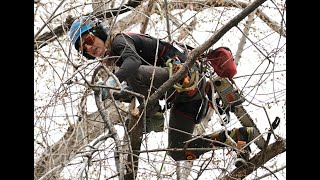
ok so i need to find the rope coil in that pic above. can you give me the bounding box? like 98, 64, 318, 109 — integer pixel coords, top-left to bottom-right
166, 58, 199, 92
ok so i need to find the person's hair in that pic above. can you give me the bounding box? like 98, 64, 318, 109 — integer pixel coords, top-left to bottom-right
75, 22, 109, 59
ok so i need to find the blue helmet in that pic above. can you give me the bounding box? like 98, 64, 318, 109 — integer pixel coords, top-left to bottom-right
68, 16, 99, 48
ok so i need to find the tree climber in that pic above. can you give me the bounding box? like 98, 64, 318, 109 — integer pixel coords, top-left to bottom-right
68, 16, 255, 167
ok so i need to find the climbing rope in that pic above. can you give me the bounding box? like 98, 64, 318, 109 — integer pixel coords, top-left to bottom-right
166, 57, 199, 92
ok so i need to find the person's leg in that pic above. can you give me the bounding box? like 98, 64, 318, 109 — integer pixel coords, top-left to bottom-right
167, 99, 255, 161
126, 65, 176, 132
127, 65, 174, 96
183, 126, 255, 162
126, 65, 174, 114
167, 99, 204, 161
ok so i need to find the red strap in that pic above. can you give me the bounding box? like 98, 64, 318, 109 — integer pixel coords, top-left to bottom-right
160, 45, 166, 57
124, 32, 149, 37
124, 32, 166, 57
186, 88, 197, 97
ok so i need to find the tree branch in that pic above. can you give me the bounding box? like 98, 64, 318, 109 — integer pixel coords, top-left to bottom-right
141, 0, 268, 113
34, 0, 144, 50
224, 138, 286, 179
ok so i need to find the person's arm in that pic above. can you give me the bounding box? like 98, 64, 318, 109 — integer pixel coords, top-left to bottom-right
112, 35, 142, 83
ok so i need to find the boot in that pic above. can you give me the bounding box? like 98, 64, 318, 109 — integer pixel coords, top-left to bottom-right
145, 111, 164, 133
227, 127, 254, 167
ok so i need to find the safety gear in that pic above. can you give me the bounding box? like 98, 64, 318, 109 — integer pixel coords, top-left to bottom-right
97, 77, 118, 100
205, 77, 266, 150
145, 111, 165, 133
226, 127, 254, 167
80, 32, 96, 51
97, 82, 108, 100
166, 58, 199, 96
97, 84, 134, 102
68, 16, 99, 48
105, 76, 117, 87
206, 47, 237, 79
185, 150, 197, 160
113, 85, 134, 103
227, 127, 254, 145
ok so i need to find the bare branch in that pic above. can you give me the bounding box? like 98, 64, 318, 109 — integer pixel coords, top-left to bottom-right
141, 0, 269, 113
224, 138, 286, 179
34, 0, 144, 50
34, 102, 129, 179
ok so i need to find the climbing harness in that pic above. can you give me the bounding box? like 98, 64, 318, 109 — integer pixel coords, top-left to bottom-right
165, 56, 200, 96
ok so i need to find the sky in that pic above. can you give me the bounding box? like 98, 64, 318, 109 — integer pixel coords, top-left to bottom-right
34, 0, 286, 179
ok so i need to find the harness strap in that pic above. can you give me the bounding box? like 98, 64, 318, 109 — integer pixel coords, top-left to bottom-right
160, 45, 166, 57
166, 58, 200, 94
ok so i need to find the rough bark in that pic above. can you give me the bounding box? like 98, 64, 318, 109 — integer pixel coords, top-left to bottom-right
124, 102, 144, 180
223, 138, 286, 179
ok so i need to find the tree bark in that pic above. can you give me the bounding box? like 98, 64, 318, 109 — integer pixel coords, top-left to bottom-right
223, 138, 286, 179
34, 101, 129, 179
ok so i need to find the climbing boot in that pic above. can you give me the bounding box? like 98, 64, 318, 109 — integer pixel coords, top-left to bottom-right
227, 127, 254, 167
145, 111, 165, 133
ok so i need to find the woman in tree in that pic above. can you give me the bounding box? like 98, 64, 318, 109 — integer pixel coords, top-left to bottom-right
68, 16, 255, 166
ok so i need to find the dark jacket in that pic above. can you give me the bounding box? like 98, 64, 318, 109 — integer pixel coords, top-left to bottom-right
110, 33, 209, 124
110, 33, 186, 83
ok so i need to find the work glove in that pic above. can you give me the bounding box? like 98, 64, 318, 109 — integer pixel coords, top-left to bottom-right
113, 85, 135, 103
97, 77, 118, 100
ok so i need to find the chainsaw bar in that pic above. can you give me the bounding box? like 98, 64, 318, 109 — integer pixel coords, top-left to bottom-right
212, 77, 266, 150
233, 105, 266, 150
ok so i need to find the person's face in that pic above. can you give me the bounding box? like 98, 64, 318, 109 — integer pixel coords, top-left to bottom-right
79, 32, 106, 58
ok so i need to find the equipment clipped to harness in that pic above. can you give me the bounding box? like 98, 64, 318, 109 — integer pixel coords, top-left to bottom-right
205, 77, 245, 125
206, 47, 237, 79
166, 57, 199, 96
212, 78, 244, 108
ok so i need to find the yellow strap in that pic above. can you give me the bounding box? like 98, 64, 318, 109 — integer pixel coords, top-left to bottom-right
166, 58, 200, 92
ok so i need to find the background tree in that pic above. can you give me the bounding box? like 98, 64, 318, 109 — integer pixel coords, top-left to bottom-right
34, 0, 286, 179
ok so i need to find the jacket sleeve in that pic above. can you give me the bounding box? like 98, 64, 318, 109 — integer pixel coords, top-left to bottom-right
112, 35, 142, 83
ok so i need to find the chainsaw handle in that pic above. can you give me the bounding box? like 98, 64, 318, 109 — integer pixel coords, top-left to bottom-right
266, 117, 281, 142
271, 117, 280, 130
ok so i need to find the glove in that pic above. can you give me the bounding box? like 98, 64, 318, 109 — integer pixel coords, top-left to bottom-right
96, 82, 108, 100
174, 56, 182, 64
113, 85, 134, 103
97, 77, 118, 100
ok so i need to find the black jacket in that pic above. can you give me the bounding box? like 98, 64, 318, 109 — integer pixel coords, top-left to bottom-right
110, 33, 186, 83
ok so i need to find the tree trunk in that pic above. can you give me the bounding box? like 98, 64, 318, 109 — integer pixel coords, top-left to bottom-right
34, 101, 129, 180
223, 138, 286, 180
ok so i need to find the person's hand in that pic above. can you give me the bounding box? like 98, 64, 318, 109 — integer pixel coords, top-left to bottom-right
174, 56, 182, 64
97, 77, 117, 100
96, 82, 108, 100
113, 85, 134, 103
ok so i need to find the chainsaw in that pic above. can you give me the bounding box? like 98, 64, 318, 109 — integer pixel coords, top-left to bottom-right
212, 77, 266, 150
